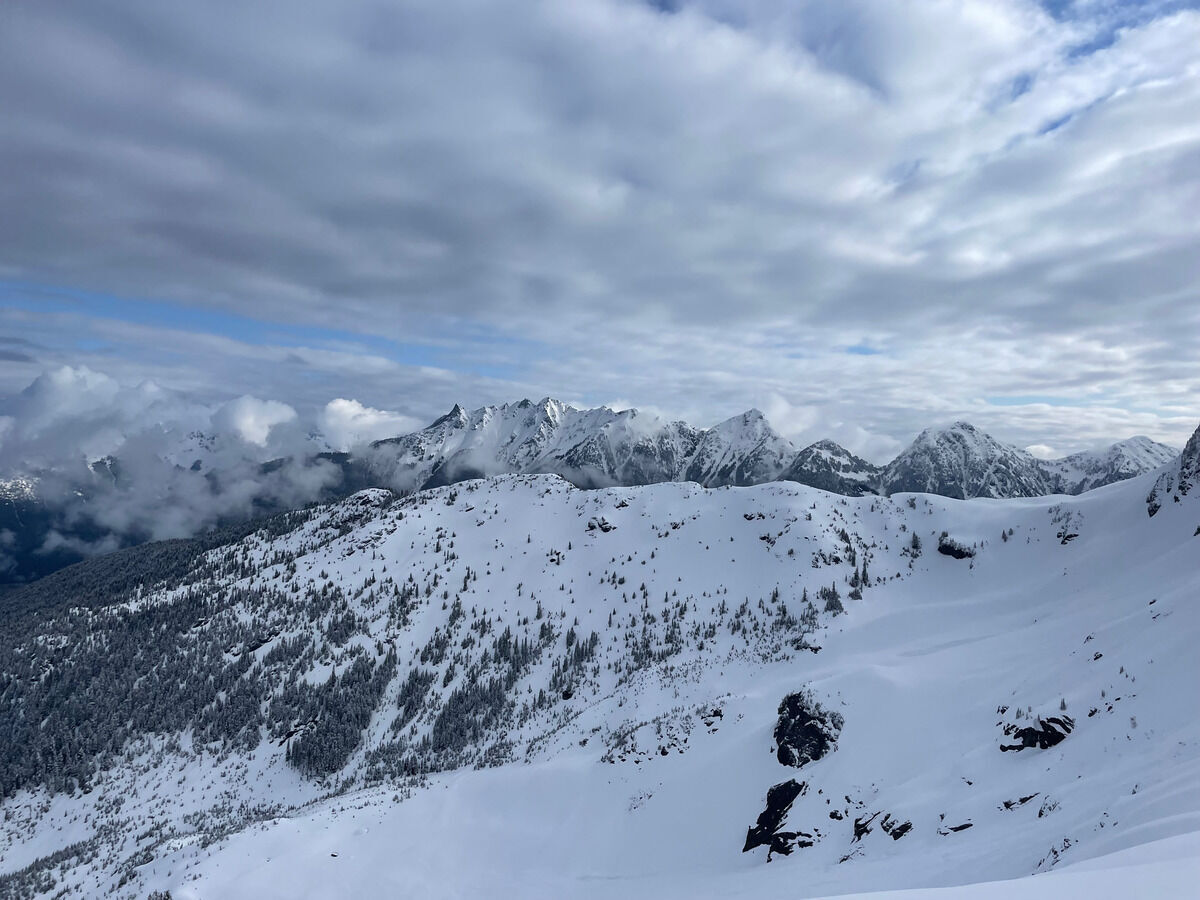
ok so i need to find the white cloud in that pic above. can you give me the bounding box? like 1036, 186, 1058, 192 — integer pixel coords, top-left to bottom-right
212, 395, 297, 447
319, 399, 420, 450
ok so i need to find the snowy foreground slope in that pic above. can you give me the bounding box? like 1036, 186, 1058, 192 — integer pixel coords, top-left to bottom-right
1, 429, 1198, 898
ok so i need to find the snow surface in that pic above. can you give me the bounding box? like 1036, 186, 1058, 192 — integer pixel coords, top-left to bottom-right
3, 436, 1199, 897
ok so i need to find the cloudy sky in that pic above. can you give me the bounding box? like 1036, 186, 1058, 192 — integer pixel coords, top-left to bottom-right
1, 0, 1198, 463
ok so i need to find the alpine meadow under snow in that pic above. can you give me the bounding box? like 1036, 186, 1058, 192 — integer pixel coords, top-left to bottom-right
1, 419, 1197, 898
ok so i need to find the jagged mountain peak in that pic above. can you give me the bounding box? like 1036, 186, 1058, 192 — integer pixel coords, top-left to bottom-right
365, 405, 1179, 502
718, 407, 767, 425
883, 422, 1182, 500
430, 403, 470, 430
361, 401, 798, 493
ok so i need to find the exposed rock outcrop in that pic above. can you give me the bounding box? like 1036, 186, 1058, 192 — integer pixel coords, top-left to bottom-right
743, 779, 814, 859
774, 691, 844, 769
1147, 422, 1200, 517
936, 533, 975, 559
1000, 715, 1075, 752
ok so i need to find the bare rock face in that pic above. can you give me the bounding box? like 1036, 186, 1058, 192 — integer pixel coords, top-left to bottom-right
774, 690, 844, 768
1147, 422, 1200, 517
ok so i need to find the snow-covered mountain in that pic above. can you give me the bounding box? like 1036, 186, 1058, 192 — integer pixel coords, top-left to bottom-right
880, 422, 1177, 500
1, 420, 1198, 898
368, 404, 1177, 501
780, 439, 881, 496
1046, 435, 1180, 495
362, 399, 794, 491
880, 421, 1056, 499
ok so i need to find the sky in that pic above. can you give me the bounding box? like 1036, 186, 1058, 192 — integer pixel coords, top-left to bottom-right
1, 0, 1199, 465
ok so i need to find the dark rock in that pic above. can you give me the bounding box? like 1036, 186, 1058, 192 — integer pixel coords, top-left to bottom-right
936, 534, 975, 559
1000, 715, 1075, 752
743, 779, 807, 858
881, 815, 913, 840
1001, 793, 1039, 810
938, 822, 973, 835
1147, 421, 1200, 516
791, 637, 821, 653
773, 690, 844, 768
852, 811, 879, 843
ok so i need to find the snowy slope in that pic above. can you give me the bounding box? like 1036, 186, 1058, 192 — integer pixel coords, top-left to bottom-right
1, 423, 1197, 898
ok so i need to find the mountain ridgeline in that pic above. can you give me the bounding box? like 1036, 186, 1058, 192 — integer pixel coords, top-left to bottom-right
0, 399, 1178, 584
358, 400, 1175, 500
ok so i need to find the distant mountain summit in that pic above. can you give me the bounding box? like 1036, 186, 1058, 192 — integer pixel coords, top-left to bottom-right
880, 421, 1054, 499
880, 421, 1178, 500
1045, 436, 1179, 495
780, 440, 880, 496
681, 409, 795, 487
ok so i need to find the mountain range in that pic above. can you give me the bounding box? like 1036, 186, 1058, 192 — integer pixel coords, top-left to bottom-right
359, 399, 1176, 500
0, 398, 1179, 584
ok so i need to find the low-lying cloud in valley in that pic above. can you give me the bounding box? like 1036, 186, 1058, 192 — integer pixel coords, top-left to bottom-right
0, 367, 400, 580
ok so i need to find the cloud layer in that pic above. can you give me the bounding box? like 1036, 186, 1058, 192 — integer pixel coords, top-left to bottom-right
0, 368, 396, 578
0, 0, 1197, 459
